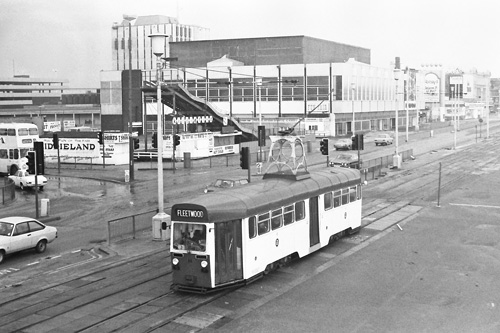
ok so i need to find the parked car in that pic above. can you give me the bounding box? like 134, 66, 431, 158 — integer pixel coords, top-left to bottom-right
0, 216, 58, 264
329, 153, 359, 169
204, 177, 249, 193
8, 170, 48, 190
374, 133, 394, 146
333, 138, 352, 150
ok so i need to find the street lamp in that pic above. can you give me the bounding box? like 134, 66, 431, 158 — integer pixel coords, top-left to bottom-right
149, 32, 169, 240
393, 70, 401, 168
123, 14, 137, 182
351, 82, 356, 136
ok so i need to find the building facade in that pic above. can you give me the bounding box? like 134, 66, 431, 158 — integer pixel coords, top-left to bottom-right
111, 15, 210, 72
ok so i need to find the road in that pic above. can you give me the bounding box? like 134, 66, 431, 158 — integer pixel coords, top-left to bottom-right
0, 117, 499, 332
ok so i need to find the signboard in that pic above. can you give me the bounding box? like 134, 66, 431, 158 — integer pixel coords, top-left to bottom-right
44, 121, 61, 132
424, 73, 440, 103
64, 120, 76, 128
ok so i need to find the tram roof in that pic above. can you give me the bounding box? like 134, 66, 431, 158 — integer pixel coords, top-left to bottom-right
171, 168, 361, 223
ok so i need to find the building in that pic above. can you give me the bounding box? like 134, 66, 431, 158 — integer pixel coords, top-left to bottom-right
111, 15, 210, 72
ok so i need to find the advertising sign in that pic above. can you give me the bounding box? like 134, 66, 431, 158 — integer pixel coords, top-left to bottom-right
424, 73, 440, 103
44, 121, 61, 132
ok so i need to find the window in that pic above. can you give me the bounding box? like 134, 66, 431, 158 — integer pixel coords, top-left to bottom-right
357, 185, 362, 200
333, 190, 341, 207
18, 128, 29, 136
283, 205, 294, 225
29, 128, 38, 135
257, 212, 270, 235
324, 192, 333, 210
172, 223, 207, 252
13, 222, 29, 236
349, 186, 357, 202
7, 129, 15, 136
295, 201, 305, 221
271, 208, 283, 230
0, 149, 7, 159
249, 216, 257, 239
342, 189, 349, 205
0, 128, 6, 135
28, 221, 44, 232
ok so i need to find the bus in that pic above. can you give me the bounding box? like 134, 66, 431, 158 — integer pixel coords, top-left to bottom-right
0, 123, 39, 175
169, 167, 362, 293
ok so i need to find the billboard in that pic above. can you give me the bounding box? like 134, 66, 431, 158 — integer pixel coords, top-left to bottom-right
424, 73, 440, 103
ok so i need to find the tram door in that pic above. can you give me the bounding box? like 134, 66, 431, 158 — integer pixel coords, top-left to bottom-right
215, 220, 243, 285
309, 196, 320, 246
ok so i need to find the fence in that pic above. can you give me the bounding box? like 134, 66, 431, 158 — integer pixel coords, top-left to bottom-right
360, 148, 414, 182
0, 178, 16, 206
107, 209, 158, 245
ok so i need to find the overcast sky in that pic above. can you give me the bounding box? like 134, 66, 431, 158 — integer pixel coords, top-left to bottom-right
1, 0, 498, 88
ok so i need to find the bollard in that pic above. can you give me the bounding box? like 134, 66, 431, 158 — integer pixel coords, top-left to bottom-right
184, 152, 191, 168
124, 170, 130, 182
41, 198, 50, 217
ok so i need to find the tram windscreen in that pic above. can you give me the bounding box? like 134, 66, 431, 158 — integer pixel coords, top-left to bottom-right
172, 223, 207, 252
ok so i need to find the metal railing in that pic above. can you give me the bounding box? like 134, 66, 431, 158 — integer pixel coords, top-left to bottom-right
107, 209, 158, 245
0, 178, 16, 206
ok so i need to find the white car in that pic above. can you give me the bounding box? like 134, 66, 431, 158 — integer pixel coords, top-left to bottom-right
374, 133, 394, 146
8, 170, 47, 190
0, 217, 58, 264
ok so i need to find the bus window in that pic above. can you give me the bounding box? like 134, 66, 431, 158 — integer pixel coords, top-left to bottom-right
295, 201, 305, 221
29, 128, 38, 135
333, 190, 341, 207
324, 192, 333, 210
349, 186, 357, 202
9, 149, 19, 160
271, 208, 283, 230
283, 205, 294, 225
7, 129, 15, 136
257, 212, 270, 235
0, 128, 6, 135
248, 216, 257, 239
18, 128, 29, 136
0, 149, 7, 159
172, 223, 206, 252
342, 188, 349, 205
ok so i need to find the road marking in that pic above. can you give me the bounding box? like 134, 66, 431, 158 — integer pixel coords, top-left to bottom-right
450, 203, 500, 209
27, 261, 40, 266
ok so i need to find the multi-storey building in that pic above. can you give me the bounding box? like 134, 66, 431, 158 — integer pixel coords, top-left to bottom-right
111, 15, 210, 72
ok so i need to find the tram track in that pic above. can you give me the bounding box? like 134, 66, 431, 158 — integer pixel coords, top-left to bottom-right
1, 128, 499, 332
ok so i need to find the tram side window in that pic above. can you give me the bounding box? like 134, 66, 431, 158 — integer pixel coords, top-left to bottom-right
0, 149, 7, 159
283, 205, 294, 225
333, 190, 341, 207
258, 212, 270, 235
324, 192, 333, 210
295, 201, 305, 221
342, 188, 349, 205
271, 208, 283, 230
349, 186, 357, 202
357, 185, 362, 200
249, 216, 257, 239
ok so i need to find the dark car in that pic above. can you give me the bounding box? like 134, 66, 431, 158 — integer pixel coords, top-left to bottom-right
329, 153, 359, 169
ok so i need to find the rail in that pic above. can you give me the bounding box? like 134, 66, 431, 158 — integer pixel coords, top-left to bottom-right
0, 177, 16, 206
106, 209, 158, 245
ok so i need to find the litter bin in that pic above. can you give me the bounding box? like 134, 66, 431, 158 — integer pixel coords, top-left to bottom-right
152, 212, 170, 241
41, 198, 50, 217
124, 170, 130, 182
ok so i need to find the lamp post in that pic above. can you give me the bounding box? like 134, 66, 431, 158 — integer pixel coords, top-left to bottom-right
123, 14, 137, 182
393, 70, 401, 168
149, 33, 169, 240
351, 82, 356, 136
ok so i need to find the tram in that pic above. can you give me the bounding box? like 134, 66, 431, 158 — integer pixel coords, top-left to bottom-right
169, 167, 362, 293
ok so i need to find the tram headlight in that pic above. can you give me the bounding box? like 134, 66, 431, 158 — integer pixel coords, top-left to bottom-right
200, 260, 208, 268
172, 258, 179, 265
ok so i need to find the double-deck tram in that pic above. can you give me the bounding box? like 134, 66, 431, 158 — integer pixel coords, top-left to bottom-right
169, 167, 362, 293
